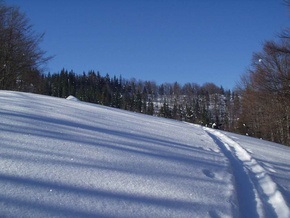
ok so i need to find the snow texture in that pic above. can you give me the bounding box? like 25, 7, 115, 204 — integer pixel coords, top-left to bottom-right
205, 128, 290, 218
0, 91, 289, 217
66, 95, 79, 101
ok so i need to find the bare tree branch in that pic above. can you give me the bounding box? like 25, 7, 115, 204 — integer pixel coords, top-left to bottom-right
0, 2, 52, 90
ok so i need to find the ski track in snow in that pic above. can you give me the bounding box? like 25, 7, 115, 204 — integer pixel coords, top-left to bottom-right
204, 127, 290, 218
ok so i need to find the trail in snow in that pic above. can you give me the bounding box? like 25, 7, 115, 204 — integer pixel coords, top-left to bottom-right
206, 131, 259, 217
204, 127, 290, 218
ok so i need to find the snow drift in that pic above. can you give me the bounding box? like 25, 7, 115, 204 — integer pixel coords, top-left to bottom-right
0, 91, 289, 217
66, 95, 79, 101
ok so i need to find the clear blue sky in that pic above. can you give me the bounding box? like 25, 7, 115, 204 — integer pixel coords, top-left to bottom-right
5, 0, 289, 89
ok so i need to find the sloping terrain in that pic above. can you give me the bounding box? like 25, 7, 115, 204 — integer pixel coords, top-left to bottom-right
0, 91, 289, 217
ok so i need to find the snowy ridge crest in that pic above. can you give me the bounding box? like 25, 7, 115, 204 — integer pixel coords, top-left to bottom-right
205, 128, 290, 218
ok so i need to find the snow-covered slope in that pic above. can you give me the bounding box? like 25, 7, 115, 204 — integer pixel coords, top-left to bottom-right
0, 91, 289, 218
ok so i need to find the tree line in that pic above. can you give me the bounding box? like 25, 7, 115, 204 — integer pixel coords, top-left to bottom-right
40, 70, 240, 131
0, 1, 289, 146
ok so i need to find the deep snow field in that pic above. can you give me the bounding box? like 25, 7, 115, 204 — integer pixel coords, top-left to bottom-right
0, 91, 290, 218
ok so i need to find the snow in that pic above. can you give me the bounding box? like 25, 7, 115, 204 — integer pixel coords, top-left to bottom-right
205, 128, 290, 217
0, 91, 289, 217
66, 95, 79, 101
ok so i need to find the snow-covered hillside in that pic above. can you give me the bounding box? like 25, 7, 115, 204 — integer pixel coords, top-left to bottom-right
0, 91, 289, 218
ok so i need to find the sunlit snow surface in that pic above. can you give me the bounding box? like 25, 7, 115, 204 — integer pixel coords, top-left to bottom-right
0, 91, 289, 217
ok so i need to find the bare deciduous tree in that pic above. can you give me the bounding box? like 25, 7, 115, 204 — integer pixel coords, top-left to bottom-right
238, 34, 290, 145
0, 2, 51, 91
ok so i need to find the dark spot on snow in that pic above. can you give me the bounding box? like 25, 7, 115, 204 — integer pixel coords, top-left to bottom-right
202, 169, 215, 179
